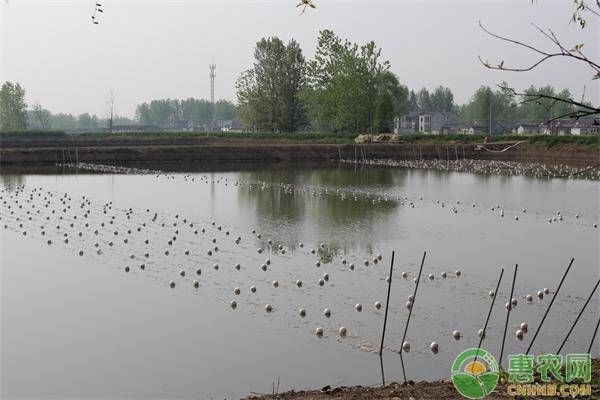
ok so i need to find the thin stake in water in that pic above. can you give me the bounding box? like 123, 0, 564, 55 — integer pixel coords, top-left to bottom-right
379, 250, 395, 355
398, 251, 427, 383
587, 316, 600, 354
499, 264, 518, 369
526, 257, 575, 355
557, 278, 599, 354
474, 268, 504, 363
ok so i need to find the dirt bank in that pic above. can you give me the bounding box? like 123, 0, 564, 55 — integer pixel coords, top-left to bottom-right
0, 137, 598, 166
247, 359, 600, 400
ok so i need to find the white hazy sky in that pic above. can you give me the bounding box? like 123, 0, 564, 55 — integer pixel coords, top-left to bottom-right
1, 0, 598, 118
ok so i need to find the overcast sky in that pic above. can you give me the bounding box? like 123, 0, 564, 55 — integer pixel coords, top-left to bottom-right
1, 0, 598, 118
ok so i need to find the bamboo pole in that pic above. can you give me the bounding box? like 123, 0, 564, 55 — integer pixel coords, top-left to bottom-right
474, 268, 504, 363
398, 251, 427, 383
499, 264, 518, 368
556, 278, 599, 354
526, 258, 575, 355
379, 251, 395, 355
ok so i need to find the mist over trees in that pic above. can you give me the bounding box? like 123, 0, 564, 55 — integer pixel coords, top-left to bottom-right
135, 98, 236, 129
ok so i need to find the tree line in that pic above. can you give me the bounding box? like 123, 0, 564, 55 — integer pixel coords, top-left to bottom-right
135, 98, 236, 130
0, 81, 237, 132
235, 30, 583, 133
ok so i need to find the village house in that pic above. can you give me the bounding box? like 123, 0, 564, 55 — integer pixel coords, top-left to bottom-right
394, 111, 460, 134
570, 117, 600, 135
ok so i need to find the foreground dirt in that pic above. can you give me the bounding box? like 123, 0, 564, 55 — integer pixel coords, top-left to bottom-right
246, 360, 599, 400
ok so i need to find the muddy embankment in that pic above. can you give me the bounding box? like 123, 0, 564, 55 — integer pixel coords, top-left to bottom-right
0, 137, 598, 166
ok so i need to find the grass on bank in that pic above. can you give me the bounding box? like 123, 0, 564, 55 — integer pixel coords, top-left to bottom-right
0, 130, 598, 148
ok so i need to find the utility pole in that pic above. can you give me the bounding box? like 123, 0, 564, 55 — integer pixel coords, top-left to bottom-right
107, 90, 115, 134
209, 64, 216, 108
488, 102, 492, 136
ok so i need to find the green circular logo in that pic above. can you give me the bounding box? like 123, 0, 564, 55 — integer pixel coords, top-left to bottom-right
451, 348, 499, 399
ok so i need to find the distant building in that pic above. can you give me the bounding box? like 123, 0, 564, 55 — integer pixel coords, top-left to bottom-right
515, 122, 545, 135
464, 121, 506, 135
394, 111, 459, 134
570, 117, 600, 135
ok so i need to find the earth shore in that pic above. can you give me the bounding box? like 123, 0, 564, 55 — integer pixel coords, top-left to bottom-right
246, 359, 600, 400
1, 136, 598, 166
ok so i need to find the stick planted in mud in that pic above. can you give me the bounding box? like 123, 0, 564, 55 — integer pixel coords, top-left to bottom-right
526, 257, 575, 355
588, 316, 600, 354
499, 264, 518, 368
556, 278, 599, 354
398, 251, 427, 383
379, 250, 395, 355
474, 267, 504, 363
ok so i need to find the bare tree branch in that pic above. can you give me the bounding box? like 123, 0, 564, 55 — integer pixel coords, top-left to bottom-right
478, 21, 600, 76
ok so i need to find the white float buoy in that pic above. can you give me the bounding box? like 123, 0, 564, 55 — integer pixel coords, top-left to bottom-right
169, 281, 176, 289
452, 330, 461, 340
478, 329, 485, 339
230, 300, 237, 309
543, 287, 549, 295
516, 329, 524, 340
455, 270, 462, 277
537, 290, 544, 299
323, 308, 331, 318
355, 303, 362, 312
315, 326, 323, 336
234, 287, 241, 295
374, 301, 382, 310
402, 341, 410, 352
299, 308, 306, 317
430, 342, 439, 354
441, 271, 447, 279
265, 304, 272, 313
250, 285, 256, 293
339, 326, 347, 337
526, 294, 533, 303
272, 280, 279, 288
520, 322, 528, 333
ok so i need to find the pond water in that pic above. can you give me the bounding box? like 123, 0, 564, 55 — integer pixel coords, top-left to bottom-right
1, 163, 598, 399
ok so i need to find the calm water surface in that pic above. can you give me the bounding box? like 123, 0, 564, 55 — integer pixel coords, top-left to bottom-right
1, 163, 598, 399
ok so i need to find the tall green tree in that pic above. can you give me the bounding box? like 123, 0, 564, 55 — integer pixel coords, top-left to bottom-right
416, 88, 432, 111
305, 30, 391, 133
0, 82, 28, 131
236, 37, 306, 132
429, 86, 455, 112
460, 84, 517, 132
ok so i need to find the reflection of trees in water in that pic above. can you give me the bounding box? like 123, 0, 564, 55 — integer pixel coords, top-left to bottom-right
237, 167, 400, 254
0, 175, 24, 191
